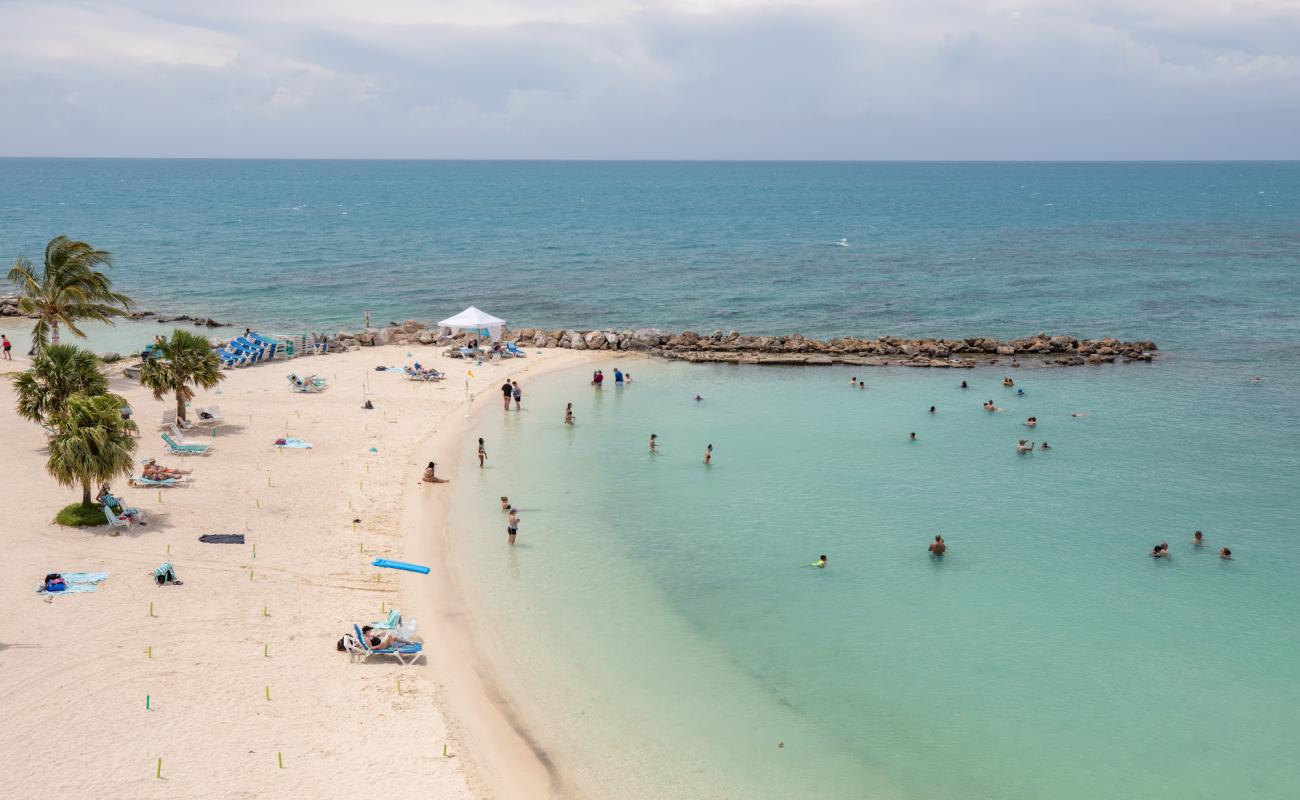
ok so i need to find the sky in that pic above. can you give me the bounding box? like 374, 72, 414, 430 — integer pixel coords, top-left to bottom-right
0, 0, 1298, 159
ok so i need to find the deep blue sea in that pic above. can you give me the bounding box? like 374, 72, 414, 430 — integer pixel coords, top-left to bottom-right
1, 160, 1297, 358
3, 160, 1298, 799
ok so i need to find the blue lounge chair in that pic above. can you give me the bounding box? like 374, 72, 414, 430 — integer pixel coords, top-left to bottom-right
162, 433, 210, 456
348, 624, 424, 665
505, 341, 527, 358
129, 474, 187, 488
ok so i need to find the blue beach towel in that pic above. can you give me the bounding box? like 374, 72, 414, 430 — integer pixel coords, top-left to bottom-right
274, 438, 313, 449
40, 572, 109, 594
370, 609, 402, 630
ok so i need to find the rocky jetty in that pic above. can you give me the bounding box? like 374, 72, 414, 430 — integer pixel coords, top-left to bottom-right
315, 322, 1156, 368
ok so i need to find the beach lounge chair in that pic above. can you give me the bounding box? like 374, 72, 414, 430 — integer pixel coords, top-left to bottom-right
347, 624, 424, 665
103, 506, 132, 531
287, 373, 326, 393
505, 341, 527, 358
192, 405, 223, 426
129, 474, 189, 488
162, 433, 210, 456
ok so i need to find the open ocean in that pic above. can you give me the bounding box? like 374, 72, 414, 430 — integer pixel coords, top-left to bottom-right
3, 160, 1298, 799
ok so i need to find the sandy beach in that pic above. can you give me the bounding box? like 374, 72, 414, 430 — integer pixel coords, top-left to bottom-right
0, 341, 600, 798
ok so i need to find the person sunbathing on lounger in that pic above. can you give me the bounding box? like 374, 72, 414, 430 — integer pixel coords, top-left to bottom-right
142, 458, 191, 479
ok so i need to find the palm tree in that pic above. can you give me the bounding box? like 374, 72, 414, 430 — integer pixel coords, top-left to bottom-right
8, 235, 134, 350
139, 328, 225, 422
46, 393, 137, 507
13, 344, 109, 429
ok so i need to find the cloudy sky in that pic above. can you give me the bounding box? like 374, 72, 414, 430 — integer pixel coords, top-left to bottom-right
1, 0, 1297, 159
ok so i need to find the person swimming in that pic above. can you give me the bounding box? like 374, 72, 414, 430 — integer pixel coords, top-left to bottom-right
500, 496, 511, 511
928, 535, 947, 557
850, 376, 858, 386
649, 433, 658, 453
704, 443, 713, 464
1193, 530, 1204, 547
960, 380, 968, 389
909, 432, 917, 441
1039, 441, 1051, 450
929, 406, 936, 414
1003, 377, 1015, 387
1152, 542, 1171, 559
1220, 547, 1232, 560
694, 394, 703, 402
1016, 388, 1025, 397
1017, 439, 1034, 454
984, 400, 1003, 412
1024, 416, 1037, 428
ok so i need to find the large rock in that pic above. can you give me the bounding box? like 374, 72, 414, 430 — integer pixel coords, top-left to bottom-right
417, 331, 436, 344
583, 331, 607, 350
532, 330, 548, 347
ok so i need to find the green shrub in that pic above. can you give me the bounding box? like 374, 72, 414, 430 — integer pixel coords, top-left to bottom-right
54, 502, 107, 527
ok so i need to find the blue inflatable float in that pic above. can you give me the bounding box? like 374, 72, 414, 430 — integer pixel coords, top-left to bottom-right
372, 558, 431, 575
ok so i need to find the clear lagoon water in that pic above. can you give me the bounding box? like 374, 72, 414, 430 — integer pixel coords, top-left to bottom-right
451, 360, 1298, 800
2, 160, 1298, 798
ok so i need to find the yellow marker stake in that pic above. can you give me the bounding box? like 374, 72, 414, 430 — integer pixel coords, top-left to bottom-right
348, 499, 353, 510
267, 475, 271, 487
149, 602, 156, 618
278, 752, 284, 769
352, 522, 357, 533
166, 543, 170, 555
262, 605, 269, 617
396, 678, 401, 693
256, 498, 261, 509
264, 643, 269, 658
250, 568, 254, 582
147, 645, 152, 659
158, 490, 163, 504
252, 543, 256, 558
156, 758, 162, 779
265, 685, 271, 701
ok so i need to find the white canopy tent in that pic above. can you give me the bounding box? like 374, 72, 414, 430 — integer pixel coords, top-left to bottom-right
437, 306, 506, 343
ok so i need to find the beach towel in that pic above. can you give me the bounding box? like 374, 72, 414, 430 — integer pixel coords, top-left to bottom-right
274, 438, 313, 449
39, 571, 109, 594
199, 534, 245, 544
370, 609, 402, 630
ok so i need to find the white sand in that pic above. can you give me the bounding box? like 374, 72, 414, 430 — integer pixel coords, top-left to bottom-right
0, 342, 598, 798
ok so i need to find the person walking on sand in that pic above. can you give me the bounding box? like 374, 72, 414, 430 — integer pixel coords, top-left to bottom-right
1, 334, 10, 360
501, 380, 513, 410
507, 509, 520, 545
704, 444, 713, 464
512, 380, 522, 410
929, 535, 947, 557
477, 437, 487, 468
564, 403, 575, 425
649, 433, 658, 453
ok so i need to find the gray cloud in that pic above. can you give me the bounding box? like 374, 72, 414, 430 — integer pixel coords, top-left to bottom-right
0, 0, 1297, 158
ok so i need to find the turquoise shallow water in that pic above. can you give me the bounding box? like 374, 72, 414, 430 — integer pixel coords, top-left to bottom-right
452, 358, 1299, 800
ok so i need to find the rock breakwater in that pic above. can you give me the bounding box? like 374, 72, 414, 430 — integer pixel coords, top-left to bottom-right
318, 322, 1157, 368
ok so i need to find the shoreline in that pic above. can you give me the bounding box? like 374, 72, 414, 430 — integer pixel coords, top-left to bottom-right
400, 349, 610, 800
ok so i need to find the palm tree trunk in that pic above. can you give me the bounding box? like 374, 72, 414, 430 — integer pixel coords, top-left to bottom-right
51, 320, 60, 346
82, 480, 92, 507
176, 391, 186, 422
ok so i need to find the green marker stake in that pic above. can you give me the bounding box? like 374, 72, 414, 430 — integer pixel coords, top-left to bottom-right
146, 694, 151, 710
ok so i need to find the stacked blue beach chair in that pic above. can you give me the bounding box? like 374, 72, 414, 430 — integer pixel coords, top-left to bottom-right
217, 331, 277, 368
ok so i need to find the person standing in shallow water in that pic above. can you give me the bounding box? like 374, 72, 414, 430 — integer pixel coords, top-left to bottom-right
507, 508, 519, 545
649, 433, 658, 453
704, 444, 712, 464
614, 368, 624, 386
477, 437, 487, 468
501, 380, 512, 410
512, 380, 522, 410
564, 403, 574, 425
928, 535, 947, 556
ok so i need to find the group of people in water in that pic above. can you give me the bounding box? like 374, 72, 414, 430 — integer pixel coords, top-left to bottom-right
1154, 532, 1232, 560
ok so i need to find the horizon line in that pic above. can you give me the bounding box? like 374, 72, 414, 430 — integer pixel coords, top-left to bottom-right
1, 156, 1298, 164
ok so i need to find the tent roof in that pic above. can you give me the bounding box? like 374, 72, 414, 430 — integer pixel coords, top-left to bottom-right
437, 306, 505, 328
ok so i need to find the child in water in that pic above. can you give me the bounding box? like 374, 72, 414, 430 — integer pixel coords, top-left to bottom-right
564, 403, 574, 425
